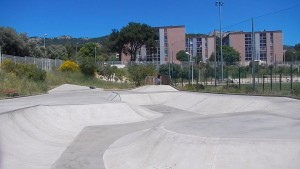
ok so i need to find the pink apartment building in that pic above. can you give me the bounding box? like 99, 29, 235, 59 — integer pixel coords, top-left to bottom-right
120, 25, 283, 66
226, 30, 283, 66
121, 25, 186, 64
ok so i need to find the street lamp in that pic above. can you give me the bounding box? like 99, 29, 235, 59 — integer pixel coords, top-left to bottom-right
75, 43, 79, 63
186, 51, 194, 84
43, 34, 47, 70
43, 34, 47, 48
216, 1, 224, 81
94, 46, 97, 64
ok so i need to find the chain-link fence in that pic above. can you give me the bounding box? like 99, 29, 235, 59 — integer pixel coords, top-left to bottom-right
166, 61, 300, 95
1, 54, 64, 71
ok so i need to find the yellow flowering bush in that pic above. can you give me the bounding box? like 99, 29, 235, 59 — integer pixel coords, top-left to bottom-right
58, 60, 80, 72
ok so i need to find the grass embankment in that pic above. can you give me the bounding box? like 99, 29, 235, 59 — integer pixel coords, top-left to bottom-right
0, 71, 134, 99
176, 82, 300, 97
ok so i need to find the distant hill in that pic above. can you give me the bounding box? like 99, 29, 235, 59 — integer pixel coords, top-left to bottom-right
29, 35, 108, 46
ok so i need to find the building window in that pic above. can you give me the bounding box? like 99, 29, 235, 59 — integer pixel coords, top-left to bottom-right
260, 33, 267, 61
270, 32, 274, 44
245, 34, 252, 61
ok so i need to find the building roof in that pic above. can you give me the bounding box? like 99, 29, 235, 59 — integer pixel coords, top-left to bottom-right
228, 30, 282, 35
153, 25, 185, 29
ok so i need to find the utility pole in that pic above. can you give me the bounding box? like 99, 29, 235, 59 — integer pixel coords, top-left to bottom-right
94, 46, 97, 64
214, 30, 217, 87
251, 17, 256, 90
216, 1, 224, 81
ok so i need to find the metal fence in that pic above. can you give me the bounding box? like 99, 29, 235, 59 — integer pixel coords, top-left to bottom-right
0, 54, 64, 71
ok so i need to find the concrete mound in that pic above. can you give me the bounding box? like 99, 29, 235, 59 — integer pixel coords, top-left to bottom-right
0, 103, 161, 169
130, 85, 178, 93
104, 113, 300, 169
120, 92, 279, 115
48, 84, 103, 94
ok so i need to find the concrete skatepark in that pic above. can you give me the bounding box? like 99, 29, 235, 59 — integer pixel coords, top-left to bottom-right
0, 84, 300, 169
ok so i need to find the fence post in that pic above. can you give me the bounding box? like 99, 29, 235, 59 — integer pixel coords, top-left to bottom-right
290, 64, 293, 93
238, 67, 241, 89
270, 66, 273, 92
280, 74, 282, 91
263, 75, 265, 93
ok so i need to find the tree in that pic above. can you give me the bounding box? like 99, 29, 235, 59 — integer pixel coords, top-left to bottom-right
105, 29, 125, 61
176, 50, 189, 62
295, 43, 300, 52
78, 43, 98, 62
46, 45, 68, 60
222, 46, 240, 65
159, 63, 182, 79
209, 46, 240, 65
119, 22, 156, 61
0, 27, 30, 56
128, 64, 156, 86
27, 41, 43, 57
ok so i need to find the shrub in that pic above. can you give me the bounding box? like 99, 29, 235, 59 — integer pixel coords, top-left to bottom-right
58, 60, 80, 72
292, 84, 300, 96
0, 60, 46, 82
223, 84, 239, 90
79, 58, 96, 77
128, 64, 156, 86
1, 59, 15, 73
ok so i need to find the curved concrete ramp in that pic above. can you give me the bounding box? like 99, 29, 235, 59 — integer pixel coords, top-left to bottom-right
0, 103, 161, 169
120, 92, 282, 115
1, 85, 300, 169
48, 84, 103, 94
104, 112, 300, 169
130, 85, 178, 92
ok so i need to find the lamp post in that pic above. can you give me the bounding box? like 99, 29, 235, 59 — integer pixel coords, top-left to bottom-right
94, 46, 97, 64
216, 1, 224, 81
43, 34, 47, 48
186, 51, 194, 84
75, 43, 78, 63
43, 34, 47, 70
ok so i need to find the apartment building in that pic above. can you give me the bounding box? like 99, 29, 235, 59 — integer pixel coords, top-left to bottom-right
226, 30, 283, 66
186, 35, 215, 62
121, 25, 186, 64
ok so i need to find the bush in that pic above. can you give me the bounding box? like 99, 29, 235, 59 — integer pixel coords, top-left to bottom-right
0, 59, 46, 82
1, 59, 15, 73
185, 84, 204, 91
128, 64, 156, 86
223, 84, 239, 90
292, 84, 300, 96
79, 58, 96, 77
58, 60, 80, 72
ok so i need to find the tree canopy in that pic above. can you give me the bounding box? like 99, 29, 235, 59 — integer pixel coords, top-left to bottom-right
209, 45, 240, 65
176, 50, 189, 62
107, 22, 157, 61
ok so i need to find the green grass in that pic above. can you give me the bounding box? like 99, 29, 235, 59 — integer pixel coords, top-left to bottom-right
177, 81, 300, 97
0, 70, 134, 99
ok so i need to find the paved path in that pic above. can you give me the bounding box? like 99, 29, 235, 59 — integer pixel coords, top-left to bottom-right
52, 105, 197, 169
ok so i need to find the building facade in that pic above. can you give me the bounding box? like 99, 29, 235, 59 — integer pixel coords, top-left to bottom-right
186, 35, 215, 62
226, 30, 283, 66
120, 26, 283, 66
121, 25, 186, 64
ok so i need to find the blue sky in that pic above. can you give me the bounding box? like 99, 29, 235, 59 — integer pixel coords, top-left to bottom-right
1, 0, 299, 45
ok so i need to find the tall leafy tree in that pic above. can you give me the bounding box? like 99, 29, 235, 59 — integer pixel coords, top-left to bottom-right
46, 45, 68, 60
0, 27, 30, 56
105, 29, 125, 61
209, 45, 240, 65
176, 50, 189, 62
119, 22, 156, 61
78, 43, 98, 61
